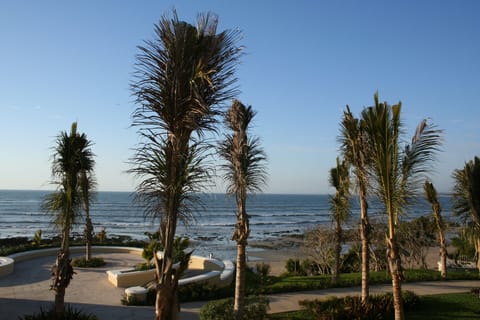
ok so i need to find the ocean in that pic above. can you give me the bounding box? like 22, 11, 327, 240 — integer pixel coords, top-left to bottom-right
0, 190, 456, 260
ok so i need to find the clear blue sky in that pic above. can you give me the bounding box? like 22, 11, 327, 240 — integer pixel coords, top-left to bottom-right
0, 1, 478, 194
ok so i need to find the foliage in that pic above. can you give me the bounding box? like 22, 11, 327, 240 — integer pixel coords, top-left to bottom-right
451, 228, 476, 259
302, 225, 335, 275
299, 291, 419, 320
199, 295, 269, 320
142, 231, 161, 263
20, 304, 98, 320
398, 216, 436, 269
72, 257, 105, 268
31, 229, 43, 247
255, 262, 271, 286
276, 293, 480, 320
96, 227, 107, 243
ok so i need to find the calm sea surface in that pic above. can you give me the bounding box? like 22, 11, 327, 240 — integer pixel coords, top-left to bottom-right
0, 190, 455, 259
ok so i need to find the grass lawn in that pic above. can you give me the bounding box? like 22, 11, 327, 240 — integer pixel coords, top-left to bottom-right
269, 292, 480, 320
406, 292, 480, 320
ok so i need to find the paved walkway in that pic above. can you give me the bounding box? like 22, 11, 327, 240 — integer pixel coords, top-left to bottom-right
1, 252, 479, 320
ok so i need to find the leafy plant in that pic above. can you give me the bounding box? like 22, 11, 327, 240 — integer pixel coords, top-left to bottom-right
20, 304, 98, 320
96, 227, 107, 243
31, 229, 43, 247
299, 291, 419, 320
72, 257, 105, 268
199, 295, 269, 320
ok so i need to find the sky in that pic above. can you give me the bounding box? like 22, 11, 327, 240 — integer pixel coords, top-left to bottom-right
0, 1, 479, 194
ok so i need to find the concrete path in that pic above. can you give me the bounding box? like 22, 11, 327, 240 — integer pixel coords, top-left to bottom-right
1, 252, 479, 320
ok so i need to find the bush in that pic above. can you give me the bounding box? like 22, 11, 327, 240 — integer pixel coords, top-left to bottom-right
199, 295, 269, 320
299, 291, 419, 320
20, 304, 98, 320
72, 257, 105, 268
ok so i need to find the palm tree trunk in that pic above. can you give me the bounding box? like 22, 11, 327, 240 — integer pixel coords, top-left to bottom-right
475, 238, 480, 273
438, 232, 447, 279
332, 218, 341, 285
387, 232, 404, 320
359, 191, 369, 302
234, 242, 246, 320
85, 215, 93, 261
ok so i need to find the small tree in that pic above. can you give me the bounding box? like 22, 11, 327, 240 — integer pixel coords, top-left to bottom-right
42, 122, 94, 319
361, 93, 442, 320
424, 180, 448, 278
338, 106, 371, 301
219, 100, 267, 320
328, 157, 351, 284
452, 156, 480, 271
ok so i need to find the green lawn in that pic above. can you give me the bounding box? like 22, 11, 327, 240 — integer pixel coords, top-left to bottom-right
406, 293, 480, 320
269, 292, 480, 320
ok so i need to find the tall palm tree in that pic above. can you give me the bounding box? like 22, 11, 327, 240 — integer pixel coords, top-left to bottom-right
361, 93, 442, 320
338, 105, 371, 301
219, 100, 267, 320
42, 122, 94, 319
129, 11, 242, 320
80, 169, 96, 262
328, 157, 350, 285
424, 180, 447, 278
452, 156, 480, 270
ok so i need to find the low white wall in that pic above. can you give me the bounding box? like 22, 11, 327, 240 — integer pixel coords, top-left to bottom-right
8, 246, 143, 263
0, 257, 14, 277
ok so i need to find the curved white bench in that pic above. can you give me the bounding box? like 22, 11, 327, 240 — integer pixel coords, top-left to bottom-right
220, 259, 235, 283
0, 257, 14, 277
8, 246, 143, 263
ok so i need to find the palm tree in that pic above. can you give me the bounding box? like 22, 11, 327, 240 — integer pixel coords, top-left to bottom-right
361, 93, 442, 320
42, 122, 94, 319
129, 11, 242, 320
424, 180, 447, 278
218, 100, 267, 320
80, 169, 96, 262
338, 105, 371, 301
452, 156, 480, 270
328, 157, 350, 285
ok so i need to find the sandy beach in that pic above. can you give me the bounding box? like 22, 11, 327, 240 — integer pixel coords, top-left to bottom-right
247, 235, 446, 276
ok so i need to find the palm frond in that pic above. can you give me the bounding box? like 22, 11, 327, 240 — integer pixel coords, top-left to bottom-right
452, 156, 480, 226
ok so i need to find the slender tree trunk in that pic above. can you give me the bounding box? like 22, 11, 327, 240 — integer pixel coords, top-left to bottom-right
359, 190, 369, 302
332, 218, 341, 285
154, 139, 183, 320
387, 231, 404, 320
85, 214, 93, 261
438, 232, 447, 279
53, 229, 73, 320
234, 242, 246, 320
475, 238, 480, 273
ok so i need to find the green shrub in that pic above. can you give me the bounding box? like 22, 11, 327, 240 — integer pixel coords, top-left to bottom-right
179, 282, 233, 302
285, 258, 304, 276
31, 229, 43, 247
20, 304, 98, 320
72, 257, 105, 268
199, 295, 269, 320
135, 262, 155, 271
299, 291, 419, 320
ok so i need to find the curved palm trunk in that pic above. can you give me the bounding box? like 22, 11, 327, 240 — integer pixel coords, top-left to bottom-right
154, 140, 193, 320
332, 217, 341, 285
53, 227, 74, 319
438, 233, 447, 278
233, 200, 248, 320
387, 212, 404, 320
234, 242, 247, 319
85, 213, 93, 261
359, 189, 370, 302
